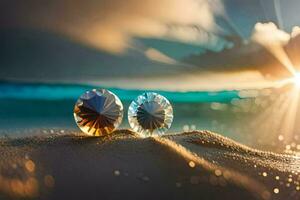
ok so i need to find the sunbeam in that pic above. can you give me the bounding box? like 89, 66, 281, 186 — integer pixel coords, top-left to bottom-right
293, 73, 300, 87
252, 22, 297, 76
279, 85, 300, 143
274, 0, 284, 29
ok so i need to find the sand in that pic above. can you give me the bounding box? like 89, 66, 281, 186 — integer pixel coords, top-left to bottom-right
0, 130, 299, 200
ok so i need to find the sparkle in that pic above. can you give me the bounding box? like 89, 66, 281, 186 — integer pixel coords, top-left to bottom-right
273, 188, 280, 194
188, 161, 195, 168
74, 89, 123, 136
25, 160, 35, 173
128, 92, 173, 137
262, 172, 268, 177
215, 169, 222, 177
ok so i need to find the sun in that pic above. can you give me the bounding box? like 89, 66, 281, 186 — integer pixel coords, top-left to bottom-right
293, 72, 300, 87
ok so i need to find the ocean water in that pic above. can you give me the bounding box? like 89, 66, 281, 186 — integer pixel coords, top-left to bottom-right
0, 81, 250, 141
0, 81, 240, 102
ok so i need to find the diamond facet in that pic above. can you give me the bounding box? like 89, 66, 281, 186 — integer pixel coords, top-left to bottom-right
74, 89, 123, 136
128, 92, 173, 137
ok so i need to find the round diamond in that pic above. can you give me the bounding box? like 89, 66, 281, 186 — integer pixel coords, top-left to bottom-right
128, 92, 173, 137
74, 89, 123, 136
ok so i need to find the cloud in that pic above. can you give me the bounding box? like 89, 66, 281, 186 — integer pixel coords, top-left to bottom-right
251, 22, 290, 46
144, 48, 177, 64
291, 26, 300, 38
183, 22, 300, 79
0, 0, 229, 54
251, 22, 297, 75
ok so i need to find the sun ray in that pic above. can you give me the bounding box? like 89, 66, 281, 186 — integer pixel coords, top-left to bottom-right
250, 87, 291, 142
274, 0, 284, 29
280, 86, 300, 143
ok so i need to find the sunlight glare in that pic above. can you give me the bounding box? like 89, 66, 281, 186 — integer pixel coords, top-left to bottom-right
293, 73, 300, 87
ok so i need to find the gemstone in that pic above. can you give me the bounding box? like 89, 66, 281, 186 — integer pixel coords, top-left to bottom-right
74, 89, 123, 136
128, 92, 173, 137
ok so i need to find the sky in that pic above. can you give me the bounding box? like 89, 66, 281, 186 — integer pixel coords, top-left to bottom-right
1, 0, 300, 91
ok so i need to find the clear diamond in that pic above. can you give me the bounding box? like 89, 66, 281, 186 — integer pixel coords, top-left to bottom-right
128, 92, 173, 137
74, 89, 123, 136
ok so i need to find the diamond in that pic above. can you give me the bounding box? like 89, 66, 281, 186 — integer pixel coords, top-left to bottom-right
74, 89, 123, 136
128, 92, 173, 137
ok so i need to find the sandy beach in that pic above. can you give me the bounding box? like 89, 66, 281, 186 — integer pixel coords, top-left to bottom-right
0, 130, 299, 200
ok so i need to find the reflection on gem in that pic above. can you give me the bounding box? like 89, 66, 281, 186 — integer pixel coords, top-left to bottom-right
74, 89, 123, 136
128, 92, 173, 137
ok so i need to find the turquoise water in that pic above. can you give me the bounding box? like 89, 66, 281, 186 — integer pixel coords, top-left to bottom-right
0, 81, 241, 103
0, 81, 244, 137
0, 81, 288, 149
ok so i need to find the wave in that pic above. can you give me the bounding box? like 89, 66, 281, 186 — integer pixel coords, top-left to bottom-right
0, 81, 242, 103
